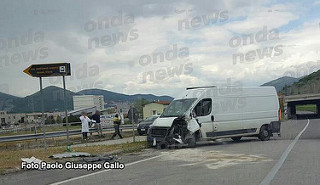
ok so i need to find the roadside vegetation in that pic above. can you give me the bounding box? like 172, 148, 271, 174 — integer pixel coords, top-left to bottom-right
296, 104, 316, 112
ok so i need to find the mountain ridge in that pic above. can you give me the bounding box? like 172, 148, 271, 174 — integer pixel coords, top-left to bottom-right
0, 86, 173, 113
261, 76, 300, 92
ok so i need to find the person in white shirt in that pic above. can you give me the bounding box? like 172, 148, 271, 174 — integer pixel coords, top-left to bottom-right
80, 111, 91, 140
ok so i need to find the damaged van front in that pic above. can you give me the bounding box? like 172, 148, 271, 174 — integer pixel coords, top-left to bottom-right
148, 86, 282, 149
147, 98, 201, 148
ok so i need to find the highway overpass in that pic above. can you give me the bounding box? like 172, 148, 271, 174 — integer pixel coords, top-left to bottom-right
284, 93, 320, 118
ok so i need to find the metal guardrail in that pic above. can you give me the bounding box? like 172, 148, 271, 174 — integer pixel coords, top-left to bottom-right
0, 125, 134, 143
0, 122, 83, 134
0, 121, 114, 134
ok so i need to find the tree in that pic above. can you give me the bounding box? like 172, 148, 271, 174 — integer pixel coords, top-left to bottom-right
45, 117, 52, 124
134, 98, 150, 118
56, 115, 62, 123
63, 115, 80, 123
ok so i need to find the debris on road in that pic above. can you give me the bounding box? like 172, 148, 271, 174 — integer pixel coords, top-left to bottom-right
21, 156, 45, 170
49, 152, 91, 159
21, 156, 43, 164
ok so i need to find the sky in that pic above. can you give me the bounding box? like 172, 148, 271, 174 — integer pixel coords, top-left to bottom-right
0, 0, 319, 98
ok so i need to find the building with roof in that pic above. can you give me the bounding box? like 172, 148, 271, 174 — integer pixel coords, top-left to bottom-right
73, 95, 105, 111
142, 101, 170, 119
0, 111, 65, 127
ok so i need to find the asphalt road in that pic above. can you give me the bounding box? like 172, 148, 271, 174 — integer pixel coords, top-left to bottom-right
1, 116, 319, 185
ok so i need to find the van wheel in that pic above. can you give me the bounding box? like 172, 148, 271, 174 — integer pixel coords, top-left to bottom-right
258, 125, 270, 141
231, 137, 242, 141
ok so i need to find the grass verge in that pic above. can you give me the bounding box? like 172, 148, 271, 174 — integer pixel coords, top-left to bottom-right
296, 104, 316, 112
0, 130, 140, 150
0, 141, 147, 175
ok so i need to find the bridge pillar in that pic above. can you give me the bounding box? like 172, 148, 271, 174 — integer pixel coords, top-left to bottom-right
287, 105, 291, 119
316, 103, 320, 115
287, 104, 296, 119
291, 105, 296, 115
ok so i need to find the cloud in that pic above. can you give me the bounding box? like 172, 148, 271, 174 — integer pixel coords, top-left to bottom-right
0, 0, 319, 99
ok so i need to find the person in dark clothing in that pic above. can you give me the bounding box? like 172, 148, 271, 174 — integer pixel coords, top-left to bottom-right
111, 114, 123, 139
92, 110, 103, 137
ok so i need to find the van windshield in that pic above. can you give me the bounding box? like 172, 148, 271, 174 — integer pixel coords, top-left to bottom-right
161, 98, 197, 117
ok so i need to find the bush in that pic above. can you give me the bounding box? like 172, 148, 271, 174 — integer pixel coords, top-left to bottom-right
63, 115, 80, 123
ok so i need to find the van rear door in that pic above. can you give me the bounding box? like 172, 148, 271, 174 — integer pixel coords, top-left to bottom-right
242, 92, 279, 131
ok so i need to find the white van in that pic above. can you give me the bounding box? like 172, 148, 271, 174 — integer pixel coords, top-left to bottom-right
147, 86, 281, 148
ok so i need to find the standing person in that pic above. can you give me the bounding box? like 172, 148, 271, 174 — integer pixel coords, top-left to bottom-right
92, 110, 103, 137
111, 114, 123, 139
80, 112, 91, 140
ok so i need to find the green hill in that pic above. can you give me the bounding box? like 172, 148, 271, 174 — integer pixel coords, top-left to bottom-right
12, 86, 78, 113
282, 70, 320, 95
0, 92, 21, 112
261, 76, 299, 92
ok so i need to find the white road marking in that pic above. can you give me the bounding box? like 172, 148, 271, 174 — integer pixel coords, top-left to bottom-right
50, 154, 163, 185
259, 119, 310, 185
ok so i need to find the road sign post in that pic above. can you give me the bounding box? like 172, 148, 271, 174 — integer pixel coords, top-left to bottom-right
24, 63, 71, 151
132, 110, 135, 142
62, 75, 70, 148
128, 107, 138, 142
39, 77, 47, 151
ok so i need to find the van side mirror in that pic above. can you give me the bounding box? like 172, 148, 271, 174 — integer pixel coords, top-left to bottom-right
191, 111, 197, 118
